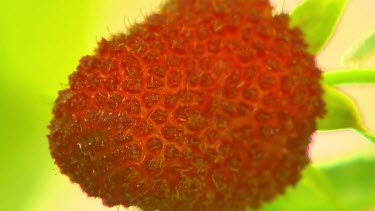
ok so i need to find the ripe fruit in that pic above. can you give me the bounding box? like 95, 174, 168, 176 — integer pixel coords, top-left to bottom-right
48, 0, 325, 210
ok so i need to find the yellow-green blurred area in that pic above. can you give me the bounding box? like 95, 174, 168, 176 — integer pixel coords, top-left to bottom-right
0, 0, 374, 211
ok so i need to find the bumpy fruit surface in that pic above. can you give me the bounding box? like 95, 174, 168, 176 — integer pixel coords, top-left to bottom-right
48, 0, 325, 210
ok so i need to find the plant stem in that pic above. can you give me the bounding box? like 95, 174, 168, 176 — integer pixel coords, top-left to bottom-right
323, 70, 375, 85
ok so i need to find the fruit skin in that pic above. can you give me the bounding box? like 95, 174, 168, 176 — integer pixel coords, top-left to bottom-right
48, 0, 325, 210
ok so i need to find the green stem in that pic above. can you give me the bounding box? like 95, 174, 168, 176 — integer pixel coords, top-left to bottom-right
353, 126, 375, 144
323, 70, 375, 85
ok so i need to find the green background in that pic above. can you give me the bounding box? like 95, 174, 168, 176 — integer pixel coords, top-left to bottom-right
0, 1, 374, 211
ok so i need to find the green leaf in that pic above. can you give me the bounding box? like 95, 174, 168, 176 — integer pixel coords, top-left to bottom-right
323, 70, 375, 85
290, 0, 349, 54
259, 166, 342, 211
343, 27, 375, 65
317, 85, 375, 144
259, 160, 375, 211
320, 159, 375, 210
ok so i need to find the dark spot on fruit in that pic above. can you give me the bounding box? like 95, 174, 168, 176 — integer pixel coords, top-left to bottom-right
242, 85, 259, 101
162, 126, 185, 145
150, 109, 168, 124
143, 92, 160, 108
123, 144, 142, 161
133, 121, 153, 136
122, 55, 141, 77
67, 93, 88, 112
69, 72, 86, 91
78, 56, 101, 72
164, 145, 179, 160
147, 138, 163, 152
123, 79, 142, 93
104, 77, 119, 92
164, 93, 179, 108
167, 70, 182, 88
207, 38, 221, 53
123, 99, 141, 114
259, 75, 275, 89
144, 156, 162, 173
150, 65, 167, 78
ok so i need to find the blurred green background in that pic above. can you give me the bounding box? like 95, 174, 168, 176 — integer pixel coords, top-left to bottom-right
0, 0, 374, 211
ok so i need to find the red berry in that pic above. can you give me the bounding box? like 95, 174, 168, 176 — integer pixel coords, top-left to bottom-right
48, 0, 325, 210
